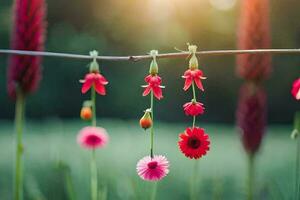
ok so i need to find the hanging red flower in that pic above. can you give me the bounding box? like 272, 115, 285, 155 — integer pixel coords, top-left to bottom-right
183, 101, 205, 116
178, 127, 210, 159
142, 74, 164, 100
182, 69, 206, 91
292, 78, 300, 101
81, 72, 108, 95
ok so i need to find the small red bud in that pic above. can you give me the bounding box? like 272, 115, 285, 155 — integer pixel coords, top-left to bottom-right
80, 106, 92, 120
139, 109, 152, 130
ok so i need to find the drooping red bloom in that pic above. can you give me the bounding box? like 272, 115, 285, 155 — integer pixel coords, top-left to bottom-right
183, 101, 205, 116
81, 72, 108, 95
236, 83, 267, 155
7, 0, 47, 99
178, 127, 210, 159
142, 75, 164, 100
237, 0, 271, 81
291, 78, 300, 100
182, 69, 206, 91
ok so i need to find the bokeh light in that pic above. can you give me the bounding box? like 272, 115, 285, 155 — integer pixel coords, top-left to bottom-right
209, 0, 237, 11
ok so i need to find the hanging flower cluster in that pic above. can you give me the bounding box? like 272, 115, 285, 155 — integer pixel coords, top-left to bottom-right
77, 50, 109, 200
178, 44, 210, 159
136, 50, 170, 182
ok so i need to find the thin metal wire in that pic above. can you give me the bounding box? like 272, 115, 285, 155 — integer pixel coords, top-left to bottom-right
0, 49, 300, 62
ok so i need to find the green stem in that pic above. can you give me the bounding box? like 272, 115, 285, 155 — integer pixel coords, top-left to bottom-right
150, 91, 154, 158
15, 91, 25, 200
190, 160, 199, 200
247, 154, 255, 200
192, 82, 196, 128
91, 86, 96, 127
150, 181, 157, 200
90, 86, 97, 200
295, 136, 300, 200
91, 150, 97, 200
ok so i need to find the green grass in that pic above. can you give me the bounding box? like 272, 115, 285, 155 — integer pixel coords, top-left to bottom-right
0, 119, 295, 200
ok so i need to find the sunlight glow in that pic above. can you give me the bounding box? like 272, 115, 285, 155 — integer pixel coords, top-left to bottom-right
209, 0, 236, 11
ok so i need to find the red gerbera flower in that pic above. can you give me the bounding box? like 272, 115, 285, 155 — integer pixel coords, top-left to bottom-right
178, 127, 210, 159
182, 69, 206, 91
142, 74, 164, 100
81, 72, 108, 95
183, 101, 205, 116
291, 78, 300, 100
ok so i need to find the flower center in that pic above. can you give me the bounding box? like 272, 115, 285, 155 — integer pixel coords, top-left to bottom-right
147, 161, 158, 169
86, 135, 101, 145
187, 137, 201, 149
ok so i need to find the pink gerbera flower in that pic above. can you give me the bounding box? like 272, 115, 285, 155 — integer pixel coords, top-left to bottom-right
136, 155, 170, 181
292, 78, 300, 100
142, 75, 164, 100
77, 126, 109, 149
183, 101, 205, 116
81, 72, 108, 95
182, 69, 206, 91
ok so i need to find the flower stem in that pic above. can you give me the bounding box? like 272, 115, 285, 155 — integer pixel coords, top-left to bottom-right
190, 160, 199, 200
91, 150, 98, 200
192, 81, 196, 128
150, 181, 158, 200
150, 91, 154, 158
247, 154, 255, 200
91, 86, 97, 126
295, 135, 300, 200
15, 90, 25, 200
90, 86, 97, 200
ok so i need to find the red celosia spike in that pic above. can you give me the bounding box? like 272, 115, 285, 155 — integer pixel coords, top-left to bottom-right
236, 82, 267, 155
7, 0, 47, 99
236, 0, 271, 81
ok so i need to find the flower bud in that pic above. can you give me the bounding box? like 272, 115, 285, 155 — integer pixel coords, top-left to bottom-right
291, 129, 299, 140
80, 106, 92, 120
149, 59, 158, 75
89, 60, 99, 73
89, 50, 100, 73
189, 54, 198, 70
139, 109, 152, 130
149, 50, 158, 75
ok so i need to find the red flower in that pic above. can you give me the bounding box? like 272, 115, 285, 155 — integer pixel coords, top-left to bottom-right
182, 69, 206, 91
178, 127, 210, 159
142, 75, 164, 100
81, 72, 108, 95
7, 0, 46, 98
292, 78, 300, 100
183, 101, 205, 116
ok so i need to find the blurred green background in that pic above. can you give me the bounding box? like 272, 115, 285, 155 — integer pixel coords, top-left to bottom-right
0, 0, 299, 123
0, 0, 300, 199
0, 120, 295, 199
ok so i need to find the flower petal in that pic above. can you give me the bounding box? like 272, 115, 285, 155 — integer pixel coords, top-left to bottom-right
183, 78, 192, 91
94, 81, 106, 95
143, 86, 151, 96
153, 87, 163, 100
194, 78, 204, 91
81, 76, 94, 94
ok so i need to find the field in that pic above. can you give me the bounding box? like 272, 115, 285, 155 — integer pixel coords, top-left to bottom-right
0, 119, 294, 200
